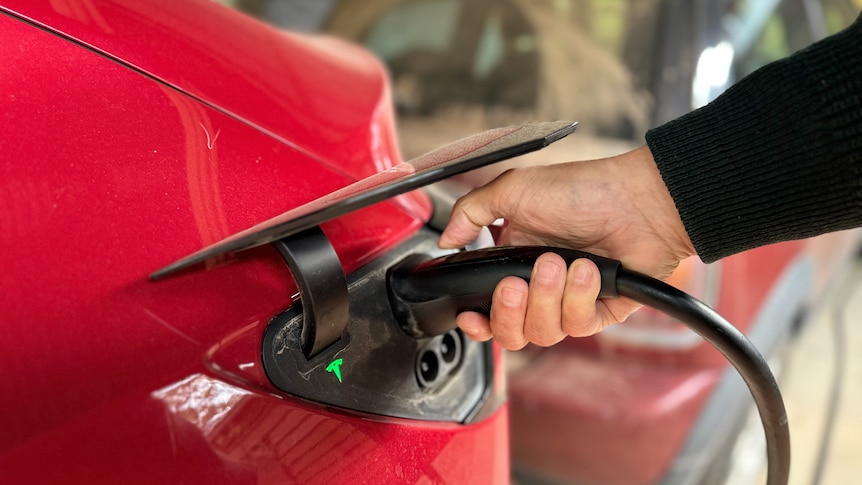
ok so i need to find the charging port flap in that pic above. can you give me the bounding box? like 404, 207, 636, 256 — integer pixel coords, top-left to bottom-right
150, 120, 577, 280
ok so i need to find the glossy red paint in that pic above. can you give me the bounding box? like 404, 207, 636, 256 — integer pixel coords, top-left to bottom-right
1, 0, 408, 181
2, 372, 509, 484
0, 2, 504, 483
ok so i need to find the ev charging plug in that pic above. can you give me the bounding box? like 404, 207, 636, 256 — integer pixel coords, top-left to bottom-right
388, 245, 791, 485
388, 246, 620, 338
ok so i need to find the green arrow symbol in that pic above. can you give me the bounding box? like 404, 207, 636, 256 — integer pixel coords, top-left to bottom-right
326, 358, 344, 383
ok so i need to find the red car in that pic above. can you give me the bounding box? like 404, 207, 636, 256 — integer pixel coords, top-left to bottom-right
279, 1, 860, 484
0, 1, 514, 483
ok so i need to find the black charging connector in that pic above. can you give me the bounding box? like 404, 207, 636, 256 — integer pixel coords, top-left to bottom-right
388, 246, 790, 485
388, 246, 621, 337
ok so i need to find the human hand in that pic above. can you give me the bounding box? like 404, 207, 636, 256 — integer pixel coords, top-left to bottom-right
438, 145, 695, 350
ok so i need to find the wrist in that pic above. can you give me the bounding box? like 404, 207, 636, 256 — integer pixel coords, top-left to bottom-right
625, 145, 696, 259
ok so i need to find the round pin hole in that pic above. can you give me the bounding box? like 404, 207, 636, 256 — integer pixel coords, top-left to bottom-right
417, 349, 440, 387
439, 331, 462, 365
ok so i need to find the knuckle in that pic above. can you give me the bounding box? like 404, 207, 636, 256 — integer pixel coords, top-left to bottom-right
489, 315, 527, 352
560, 303, 595, 337
496, 167, 521, 183
524, 325, 561, 347
560, 272, 601, 337
500, 338, 528, 351
451, 193, 475, 214
493, 327, 527, 350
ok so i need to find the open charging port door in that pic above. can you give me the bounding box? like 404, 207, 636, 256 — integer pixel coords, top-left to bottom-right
151, 121, 578, 423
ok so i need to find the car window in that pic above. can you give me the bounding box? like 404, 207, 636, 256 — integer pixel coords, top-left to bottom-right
224, 0, 685, 171
364, 0, 461, 63
329, 1, 662, 144
729, 0, 859, 78
736, 9, 795, 77
822, 0, 862, 33
216, 0, 337, 31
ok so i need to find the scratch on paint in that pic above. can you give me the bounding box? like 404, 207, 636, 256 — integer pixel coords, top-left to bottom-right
198, 121, 221, 150
164, 407, 178, 456
144, 308, 201, 346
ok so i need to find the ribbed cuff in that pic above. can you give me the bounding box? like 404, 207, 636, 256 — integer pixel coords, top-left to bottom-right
646, 15, 862, 262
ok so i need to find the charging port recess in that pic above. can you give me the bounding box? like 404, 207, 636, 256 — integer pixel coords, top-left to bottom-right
262, 229, 500, 423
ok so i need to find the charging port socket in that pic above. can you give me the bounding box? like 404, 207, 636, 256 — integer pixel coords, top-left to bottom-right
416, 329, 464, 389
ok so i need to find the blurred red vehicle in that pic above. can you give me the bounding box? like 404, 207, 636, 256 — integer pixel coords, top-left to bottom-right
0, 1, 510, 483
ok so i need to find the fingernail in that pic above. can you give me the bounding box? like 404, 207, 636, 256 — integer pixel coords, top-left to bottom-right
536, 260, 560, 283
500, 287, 526, 307
574, 262, 592, 286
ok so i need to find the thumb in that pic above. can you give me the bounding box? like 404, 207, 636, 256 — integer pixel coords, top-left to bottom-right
438, 185, 502, 249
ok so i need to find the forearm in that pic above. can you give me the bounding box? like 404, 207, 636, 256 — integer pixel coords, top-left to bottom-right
646, 13, 862, 263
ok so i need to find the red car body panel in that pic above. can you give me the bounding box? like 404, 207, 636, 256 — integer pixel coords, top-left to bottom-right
2, 0, 409, 181
0, 2, 506, 483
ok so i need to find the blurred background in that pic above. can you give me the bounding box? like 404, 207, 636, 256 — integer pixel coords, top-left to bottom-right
218, 1, 862, 484
218, 0, 859, 183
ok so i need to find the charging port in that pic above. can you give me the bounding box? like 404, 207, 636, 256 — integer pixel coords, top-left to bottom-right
416, 330, 464, 388
417, 349, 440, 387
440, 331, 462, 365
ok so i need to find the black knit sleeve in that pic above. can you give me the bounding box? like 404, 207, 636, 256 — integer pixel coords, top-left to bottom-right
646, 13, 862, 263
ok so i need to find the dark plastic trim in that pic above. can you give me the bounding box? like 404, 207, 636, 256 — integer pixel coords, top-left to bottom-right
273, 227, 348, 358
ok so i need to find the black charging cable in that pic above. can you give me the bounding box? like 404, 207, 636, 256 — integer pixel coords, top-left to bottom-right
389, 246, 791, 485
616, 270, 790, 485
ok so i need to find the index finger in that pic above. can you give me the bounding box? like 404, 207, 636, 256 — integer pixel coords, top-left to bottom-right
438, 189, 501, 249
